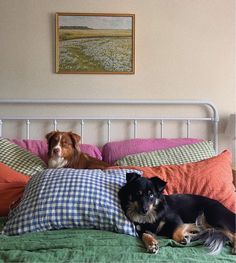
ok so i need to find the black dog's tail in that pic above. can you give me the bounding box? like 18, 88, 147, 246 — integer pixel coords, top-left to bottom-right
193, 229, 229, 255
193, 214, 229, 255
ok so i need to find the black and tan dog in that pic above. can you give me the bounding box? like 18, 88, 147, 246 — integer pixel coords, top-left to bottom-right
118, 173, 236, 255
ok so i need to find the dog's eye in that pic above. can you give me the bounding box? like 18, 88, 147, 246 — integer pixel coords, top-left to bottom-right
62, 141, 72, 146
149, 193, 154, 199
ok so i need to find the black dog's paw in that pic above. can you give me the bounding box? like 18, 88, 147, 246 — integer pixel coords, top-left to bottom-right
173, 223, 199, 245
142, 233, 159, 254
180, 235, 192, 245
147, 241, 159, 254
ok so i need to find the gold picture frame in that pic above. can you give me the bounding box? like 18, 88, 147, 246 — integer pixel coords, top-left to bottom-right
55, 13, 135, 74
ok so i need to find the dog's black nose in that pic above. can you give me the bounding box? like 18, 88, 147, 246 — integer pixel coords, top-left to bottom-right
141, 207, 149, 214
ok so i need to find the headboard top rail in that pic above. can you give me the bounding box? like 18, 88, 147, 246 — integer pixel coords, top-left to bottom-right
0, 98, 219, 118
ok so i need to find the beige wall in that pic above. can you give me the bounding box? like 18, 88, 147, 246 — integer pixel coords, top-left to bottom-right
0, 0, 235, 157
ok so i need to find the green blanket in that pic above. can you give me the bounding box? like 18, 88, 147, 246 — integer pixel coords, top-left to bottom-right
0, 218, 234, 263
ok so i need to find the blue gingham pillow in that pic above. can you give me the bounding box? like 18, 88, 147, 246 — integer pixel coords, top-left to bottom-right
2, 169, 139, 236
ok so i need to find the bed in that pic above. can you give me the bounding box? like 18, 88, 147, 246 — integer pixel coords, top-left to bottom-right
0, 99, 235, 263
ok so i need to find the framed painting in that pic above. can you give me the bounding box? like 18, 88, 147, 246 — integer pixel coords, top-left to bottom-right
55, 13, 135, 74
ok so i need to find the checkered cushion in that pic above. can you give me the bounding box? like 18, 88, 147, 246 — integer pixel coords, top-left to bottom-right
2, 169, 139, 236
116, 141, 215, 167
0, 138, 46, 176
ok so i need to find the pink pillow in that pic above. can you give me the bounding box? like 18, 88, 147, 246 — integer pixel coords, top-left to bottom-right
10, 139, 102, 163
80, 144, 102, 160
102, 138, 202, 164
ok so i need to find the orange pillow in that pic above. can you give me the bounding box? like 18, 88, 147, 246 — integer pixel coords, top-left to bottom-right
0, 162, 30, 216
111, 150, 236, 213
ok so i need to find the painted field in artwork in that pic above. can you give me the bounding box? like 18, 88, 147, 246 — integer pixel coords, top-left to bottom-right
58, 28, 133, 72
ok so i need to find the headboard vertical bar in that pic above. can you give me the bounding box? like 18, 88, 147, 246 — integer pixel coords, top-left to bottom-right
213, 120, 219, 153
160, 120, 164, 138
107, 120, 111, 142
80, 120, 84, 144
80, 120, 84, 143
186, 120, 191, 138
26, 120, 30, 140
133, 120, 138, 138
0, 120, 2, 137
53, 120, 58, 131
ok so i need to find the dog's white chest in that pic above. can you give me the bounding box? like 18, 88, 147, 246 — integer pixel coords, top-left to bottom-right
48, 157, 68, 168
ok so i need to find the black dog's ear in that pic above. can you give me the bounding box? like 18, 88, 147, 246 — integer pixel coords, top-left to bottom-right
150, 177, 167, 193
126, 172, 141, 183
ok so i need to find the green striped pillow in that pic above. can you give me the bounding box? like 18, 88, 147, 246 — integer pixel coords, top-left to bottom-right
115, 141, 216, 167
0, 138, 46, 176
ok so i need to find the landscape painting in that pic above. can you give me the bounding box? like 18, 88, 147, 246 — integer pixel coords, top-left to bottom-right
55, 13, 135, 74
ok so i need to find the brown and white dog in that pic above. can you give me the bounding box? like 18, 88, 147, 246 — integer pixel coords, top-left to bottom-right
46, 131, 110, 169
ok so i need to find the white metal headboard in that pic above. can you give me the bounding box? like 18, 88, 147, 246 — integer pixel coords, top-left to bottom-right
0, 99, 219, 152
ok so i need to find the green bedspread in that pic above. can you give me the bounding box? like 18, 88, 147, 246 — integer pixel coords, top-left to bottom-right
0, 218, 234, 263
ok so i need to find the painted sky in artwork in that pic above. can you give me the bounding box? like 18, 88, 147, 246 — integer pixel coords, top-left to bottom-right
60, 15, 132, 30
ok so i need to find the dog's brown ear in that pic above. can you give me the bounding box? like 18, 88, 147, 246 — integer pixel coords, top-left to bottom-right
69, 132, 81, 149
45, 131, 57, 142
150, 177, 167, 193
126, 172, 141, 183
